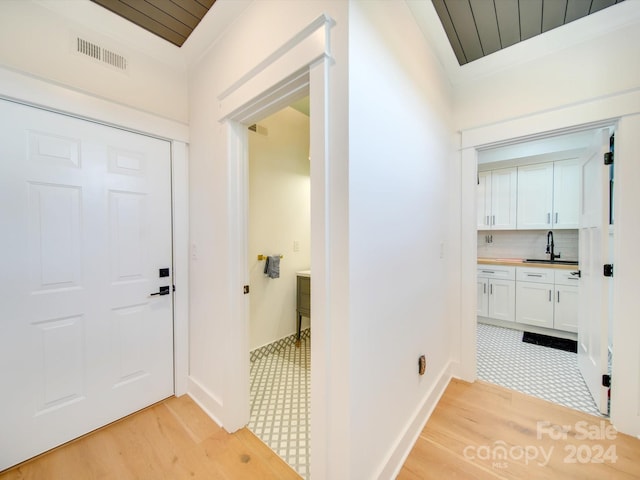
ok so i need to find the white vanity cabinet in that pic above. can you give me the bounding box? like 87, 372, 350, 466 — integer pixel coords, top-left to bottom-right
514, 266, 579, 332
477, 266, 516, 322
516, 159, 580, 230
477, 168, 517, 230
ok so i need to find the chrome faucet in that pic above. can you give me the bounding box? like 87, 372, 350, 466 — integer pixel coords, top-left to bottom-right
546, 231, 560, 261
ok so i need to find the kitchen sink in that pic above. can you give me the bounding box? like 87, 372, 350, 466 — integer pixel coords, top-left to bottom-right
523, 259, 579, 265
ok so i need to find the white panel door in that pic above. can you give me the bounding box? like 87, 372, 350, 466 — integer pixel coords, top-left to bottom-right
0, 100, 174, 469
578, 129, 611, 415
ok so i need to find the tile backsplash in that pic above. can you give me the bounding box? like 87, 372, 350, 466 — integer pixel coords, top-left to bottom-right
477, 230, 578, 261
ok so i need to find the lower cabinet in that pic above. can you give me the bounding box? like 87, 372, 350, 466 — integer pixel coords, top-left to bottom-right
516, 281, 554, 328
515, 267, 579, 333
479, 264, 579, 333
477, 266, 515, 322
553, 271, 579, 333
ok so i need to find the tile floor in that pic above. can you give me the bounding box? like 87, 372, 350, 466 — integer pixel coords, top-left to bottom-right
477, 323, 603, 417
249, 329, 311, 479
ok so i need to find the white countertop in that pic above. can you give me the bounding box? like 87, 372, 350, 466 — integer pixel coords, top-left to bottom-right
296, 270, 311, 277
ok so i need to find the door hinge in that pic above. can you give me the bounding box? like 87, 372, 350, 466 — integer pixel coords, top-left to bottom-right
173, 285, 176, 292
602, 374, 611, 388
603, 264, 614, 277
604, 152, 614, 165
243, 285, 250, 294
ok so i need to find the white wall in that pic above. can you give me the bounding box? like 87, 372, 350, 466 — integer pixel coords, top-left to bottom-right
188, 0, 458, 477
348, 1, 455, 478
0, 0, 188, 123
248, 107, 310, 350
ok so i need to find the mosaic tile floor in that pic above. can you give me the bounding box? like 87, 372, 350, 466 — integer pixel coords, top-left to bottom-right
477, 323, 603, 417
249, 330, 311, 479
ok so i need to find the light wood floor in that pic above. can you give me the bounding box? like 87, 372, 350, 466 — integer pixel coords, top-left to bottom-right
0, 395, 301, 480
3, 380, 640, 479
398, 378, 640, 480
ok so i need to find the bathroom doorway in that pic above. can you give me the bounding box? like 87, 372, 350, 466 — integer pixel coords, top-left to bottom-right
246, 98, 311, 479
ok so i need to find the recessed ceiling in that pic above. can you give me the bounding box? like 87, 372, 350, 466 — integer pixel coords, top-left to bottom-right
432, 0, 625, 65
90, 0, 216, 47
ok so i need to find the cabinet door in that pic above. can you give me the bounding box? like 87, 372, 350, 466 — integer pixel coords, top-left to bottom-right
553, 159, 581, 229
515, 281, 554, 328
477, 171, 491, 229
555, 285, 578, 332
488, 279, 515, 321
477, 278, 489, 316
491, 168, 517, 229
517, 163, 554, 229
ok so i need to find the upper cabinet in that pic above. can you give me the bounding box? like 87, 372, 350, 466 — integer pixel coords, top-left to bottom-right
477, 168, 517, 230
517, 159, 581, 230
552, 159, 581, 228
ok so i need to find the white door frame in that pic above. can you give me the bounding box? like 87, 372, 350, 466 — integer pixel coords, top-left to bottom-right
216, 14, 336, 479
0, 66, 190, 397
458, 89, 640, 438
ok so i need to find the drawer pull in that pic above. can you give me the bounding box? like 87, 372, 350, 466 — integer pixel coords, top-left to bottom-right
527, 274, 543, 277
481, 270, 495, 274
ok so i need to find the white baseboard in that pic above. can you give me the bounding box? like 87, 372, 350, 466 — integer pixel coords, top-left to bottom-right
187, 376, 227, 431
374, 361, 453, 479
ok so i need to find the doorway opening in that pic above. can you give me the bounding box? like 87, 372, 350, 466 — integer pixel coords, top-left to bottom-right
246, 98, 311, 479
475, 126, 614, 417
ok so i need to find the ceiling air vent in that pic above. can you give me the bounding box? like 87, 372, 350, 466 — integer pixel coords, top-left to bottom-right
76, 37, 128, 72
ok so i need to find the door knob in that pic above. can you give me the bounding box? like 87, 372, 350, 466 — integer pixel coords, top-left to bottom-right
150, 286, 170, 296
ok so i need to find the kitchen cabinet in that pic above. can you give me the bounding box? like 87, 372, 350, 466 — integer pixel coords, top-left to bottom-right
515, 266, 579, 332
552, 159, 581, 229
516, 159, 581, 230
553, 270, 580, 332
516, 280, 555, 328
477, 168, 517, 230
477, 266, 515, 322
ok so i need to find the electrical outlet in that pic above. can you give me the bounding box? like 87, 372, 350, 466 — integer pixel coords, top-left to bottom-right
418, 355, 426, 375
293, 240, 300, 252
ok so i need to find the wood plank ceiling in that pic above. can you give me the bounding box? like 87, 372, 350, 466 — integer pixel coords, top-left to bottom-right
90, 0, 215, 47
432, 0, 626, 65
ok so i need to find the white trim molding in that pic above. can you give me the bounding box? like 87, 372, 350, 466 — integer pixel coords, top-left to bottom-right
0, 66, 189, 142
194, 12, 338, 480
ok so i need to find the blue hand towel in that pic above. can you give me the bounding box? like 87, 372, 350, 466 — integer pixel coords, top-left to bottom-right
264, 255, 280, 279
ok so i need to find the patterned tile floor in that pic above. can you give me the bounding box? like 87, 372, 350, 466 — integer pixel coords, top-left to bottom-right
249, 330, 311, 479
477, 323, 603, 417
